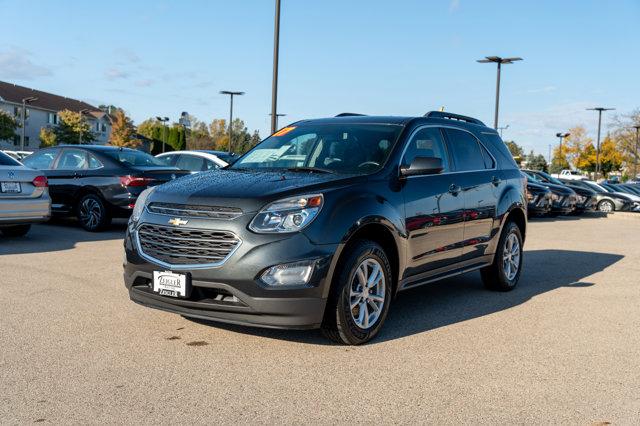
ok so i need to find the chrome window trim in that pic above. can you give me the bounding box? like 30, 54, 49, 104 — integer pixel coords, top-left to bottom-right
134, 224, 242, 270
399, 124, 498, 179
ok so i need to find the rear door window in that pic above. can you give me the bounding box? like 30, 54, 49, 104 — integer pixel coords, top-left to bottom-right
23, 150, 60, 170
444, 128, 486, 172
56, 149, 88, 170
175, 155, 205, 172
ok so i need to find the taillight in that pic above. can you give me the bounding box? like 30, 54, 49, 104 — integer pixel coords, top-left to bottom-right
119, 176, 155, 187
32, 176, 48, 187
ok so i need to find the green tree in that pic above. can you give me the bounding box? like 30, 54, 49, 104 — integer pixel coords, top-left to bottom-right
504, 140, 524, 158
186, 118, 213, 150
549, 145, 570, 174
54, 109, 96, 144
0, 110, 18, 141
109, 110, 138, 147
525, 150, 548, 172
39, 127, 57, 147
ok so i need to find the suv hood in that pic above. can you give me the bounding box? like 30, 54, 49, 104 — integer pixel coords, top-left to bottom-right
150, 169, 364, 213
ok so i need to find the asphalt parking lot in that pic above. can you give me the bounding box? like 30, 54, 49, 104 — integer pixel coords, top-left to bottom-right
1, 215, 639, 424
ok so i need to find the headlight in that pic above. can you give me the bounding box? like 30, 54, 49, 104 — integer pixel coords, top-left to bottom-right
526, 191, 535, 202
131, 186, 156, 222
551, 193, 560, 202
249, 194, 323, 233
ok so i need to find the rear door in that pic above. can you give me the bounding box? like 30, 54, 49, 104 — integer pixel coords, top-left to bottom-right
48, 148, 89, 210
401, 126, 465, 281
443, 128, 499, 261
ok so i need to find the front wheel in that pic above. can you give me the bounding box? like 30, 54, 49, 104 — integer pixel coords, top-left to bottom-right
481, 221, 523, 292
76, 194, 111, 232
597, 200, 615, 213
1, 224, 31, 237
321, 240, 392, 345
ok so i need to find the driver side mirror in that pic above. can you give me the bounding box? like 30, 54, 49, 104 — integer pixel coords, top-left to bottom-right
399, 156, 444, 177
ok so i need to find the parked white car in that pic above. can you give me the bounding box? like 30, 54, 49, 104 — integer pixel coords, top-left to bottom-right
155, 150, 233, 173
0, 151, 51, 237
551, 169, 587, 181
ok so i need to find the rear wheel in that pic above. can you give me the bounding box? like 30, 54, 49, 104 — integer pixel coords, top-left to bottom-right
76, 194, 111, 232
481, 221, 523, 292
597, 200, 614, 213
321, 240, 392, 345
1, 224, 31, 237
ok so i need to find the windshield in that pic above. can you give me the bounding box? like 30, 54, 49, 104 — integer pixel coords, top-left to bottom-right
536, 171, 564, 185
586, 182, 607, 192
231, 123, 403, 174
105, 150, 163, 167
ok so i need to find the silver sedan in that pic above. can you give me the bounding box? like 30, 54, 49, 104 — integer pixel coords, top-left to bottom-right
0, 151, 51, 237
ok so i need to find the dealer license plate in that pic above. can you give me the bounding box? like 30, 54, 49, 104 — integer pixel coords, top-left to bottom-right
153, 271, 188, 298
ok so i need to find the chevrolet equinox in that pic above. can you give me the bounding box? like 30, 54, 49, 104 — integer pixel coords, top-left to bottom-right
123, 111, 527, 344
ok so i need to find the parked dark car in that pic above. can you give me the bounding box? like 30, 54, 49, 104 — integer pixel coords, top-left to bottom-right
529, 170, 596, 214
521, 170, 577, 215
559, 179, 633, 212
123, 112, 527, 345
524, 177, 552, 217
22, 145, 190, 231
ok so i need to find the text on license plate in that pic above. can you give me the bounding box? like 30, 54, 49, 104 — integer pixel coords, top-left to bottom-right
153, 271, 187, 297
0, 182, 21, 193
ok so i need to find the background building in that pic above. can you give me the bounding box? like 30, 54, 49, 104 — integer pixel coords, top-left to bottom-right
0, 81, 112, 150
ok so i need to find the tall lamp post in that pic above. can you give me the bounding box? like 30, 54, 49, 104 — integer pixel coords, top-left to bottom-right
632, 124, 640, 180
269, 113, 286, 130
555, 132, 570, 164
586, 107, 615, 179
155, 116, 169, 153
497, 124, 509, 138
20, 96, 38, 150
220, 91, 244, 153
78, 109, 90, 144
476, 56, 522, 129
270, 0, 282, 134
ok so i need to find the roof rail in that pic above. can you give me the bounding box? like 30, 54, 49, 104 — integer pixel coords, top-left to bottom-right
335, 112, 366, 117
424, 111, 485, 126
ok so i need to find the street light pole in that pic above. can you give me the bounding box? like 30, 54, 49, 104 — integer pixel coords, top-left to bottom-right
220, 91, 245, 154
476, 56, 522, 129
632, 125, 640, 180
156, 116, 169, 153
270, 0, 281, 134
269, 113, 286, 130
20, 96, 38, 150
587, 107, 615, 179
497, 124, 509, 138
78, 109, 89, 144
555, 132, 570, 163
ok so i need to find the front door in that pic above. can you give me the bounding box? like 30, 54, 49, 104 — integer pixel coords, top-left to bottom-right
48, 148, 90, 210
401, 126, 465, 282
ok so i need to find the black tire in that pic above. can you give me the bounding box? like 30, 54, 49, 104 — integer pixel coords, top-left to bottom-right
321, 240, 393, 345
1, 224, 31, 237
597, 200, 615, 213
481, 221, 523, 292
76, 193, 111, 232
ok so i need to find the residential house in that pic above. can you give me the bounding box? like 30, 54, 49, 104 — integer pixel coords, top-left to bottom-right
0, 81, 113, 150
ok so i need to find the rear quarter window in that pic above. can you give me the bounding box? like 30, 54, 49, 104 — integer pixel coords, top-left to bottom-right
0, 151, 21, 166
479, 132, 518, 169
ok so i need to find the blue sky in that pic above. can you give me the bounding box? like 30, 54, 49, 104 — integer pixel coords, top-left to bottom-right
1, 0, 638, 155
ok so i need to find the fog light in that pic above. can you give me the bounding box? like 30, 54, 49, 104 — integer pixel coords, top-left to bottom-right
260, 259, 317, 287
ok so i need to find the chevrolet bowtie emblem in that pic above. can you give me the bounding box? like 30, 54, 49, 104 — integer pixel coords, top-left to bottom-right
168, 217, 188, 226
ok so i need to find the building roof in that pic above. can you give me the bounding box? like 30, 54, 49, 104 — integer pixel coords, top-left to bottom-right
0, 80, 100, 114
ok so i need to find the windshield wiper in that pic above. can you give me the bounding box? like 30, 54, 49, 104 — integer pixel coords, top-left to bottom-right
285, 167, 336, 174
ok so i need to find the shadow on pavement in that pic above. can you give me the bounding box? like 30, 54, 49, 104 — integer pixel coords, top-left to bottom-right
0, 218, 127, 255
190, 249, 623, 345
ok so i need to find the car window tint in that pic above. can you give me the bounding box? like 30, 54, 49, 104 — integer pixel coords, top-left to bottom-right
176, 155, 205, 172
57, 149, 87, 170
0, 151, 21, 166
23, 150, 59, 170
157, 155, 176, 166
444, 128, 486, 171
479, 143, 495, 169
402, 127, 450, 172
205, 159, 220, 170
88, 154, 103, 169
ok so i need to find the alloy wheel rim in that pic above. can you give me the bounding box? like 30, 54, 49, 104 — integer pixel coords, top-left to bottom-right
80, 198, 102, 228
349, 258, 386, 330
599, 201, 613, 212
502, 233, 521, 281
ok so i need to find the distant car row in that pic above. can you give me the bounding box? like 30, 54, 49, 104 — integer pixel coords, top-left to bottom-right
522, 169, 640, 217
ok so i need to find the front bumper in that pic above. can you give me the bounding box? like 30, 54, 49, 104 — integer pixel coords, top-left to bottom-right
123, 213, 338, 329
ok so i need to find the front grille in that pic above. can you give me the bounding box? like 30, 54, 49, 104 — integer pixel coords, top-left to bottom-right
147, 202, 243, 220
137, 224, 240, 266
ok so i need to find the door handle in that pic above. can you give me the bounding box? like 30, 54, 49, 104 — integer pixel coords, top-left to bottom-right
491, 176, 502, 186
448, 184, 461, 195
